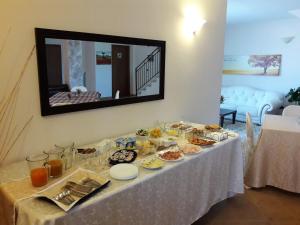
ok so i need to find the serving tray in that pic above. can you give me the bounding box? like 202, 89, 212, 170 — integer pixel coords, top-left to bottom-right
109, 149, 137, 165
34, 168, 110, 211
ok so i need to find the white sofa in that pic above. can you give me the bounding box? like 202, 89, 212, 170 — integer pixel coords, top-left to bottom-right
221, 86, 284, 125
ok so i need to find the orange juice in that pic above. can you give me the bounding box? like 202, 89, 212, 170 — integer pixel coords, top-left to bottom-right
30, 167, 48, 187
48, 159, 63, 177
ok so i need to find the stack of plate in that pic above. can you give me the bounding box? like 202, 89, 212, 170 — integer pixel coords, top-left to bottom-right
109, 164, 138, 180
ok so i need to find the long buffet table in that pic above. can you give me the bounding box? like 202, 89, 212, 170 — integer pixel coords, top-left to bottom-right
0, 123, 244, 225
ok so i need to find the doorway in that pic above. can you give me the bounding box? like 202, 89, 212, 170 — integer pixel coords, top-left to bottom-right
112, 45, 130, 98
46, 44, 63, 86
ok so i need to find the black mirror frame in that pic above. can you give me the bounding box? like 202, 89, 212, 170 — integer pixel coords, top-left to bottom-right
35, 28, 166, 116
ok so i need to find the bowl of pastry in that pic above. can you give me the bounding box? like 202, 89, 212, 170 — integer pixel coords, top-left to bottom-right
137, 140, 156, 156
150, 128, 162, 138
76, 148, 97, 160
185, 128, 204, 140
136, 129, 149, 141
171, 123, 192, 131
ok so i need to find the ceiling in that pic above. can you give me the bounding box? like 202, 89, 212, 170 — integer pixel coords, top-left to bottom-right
227, 0, 300, 24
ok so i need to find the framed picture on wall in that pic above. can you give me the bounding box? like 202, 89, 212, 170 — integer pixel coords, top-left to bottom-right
223, 54, 282, 76
96, 51, 112, 64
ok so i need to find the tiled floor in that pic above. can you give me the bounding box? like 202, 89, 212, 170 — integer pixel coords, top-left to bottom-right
193, 187, 300, 225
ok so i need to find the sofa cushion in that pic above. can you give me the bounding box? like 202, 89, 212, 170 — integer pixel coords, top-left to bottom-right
222, 88, 264, 107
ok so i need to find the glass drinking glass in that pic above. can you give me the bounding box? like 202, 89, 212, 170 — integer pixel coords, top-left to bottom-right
75, 146, 98, 170
55, 143, 75, 170
43, 149, 64, 178
154, 120, 167, 133
99, 141, 113, 170
26, 153, 49, 187
165, 124, 180, 137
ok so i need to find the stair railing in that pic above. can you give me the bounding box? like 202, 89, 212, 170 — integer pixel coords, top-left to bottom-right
135, 47, 160, 95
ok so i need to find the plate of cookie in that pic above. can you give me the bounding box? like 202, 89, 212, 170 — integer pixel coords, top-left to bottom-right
156, 149, 184, 162
188, 137, 216, 146
109, 149, 137, 165
204, 124, 222, 132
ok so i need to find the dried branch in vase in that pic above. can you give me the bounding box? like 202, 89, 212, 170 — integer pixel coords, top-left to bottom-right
0, 39, 35, 164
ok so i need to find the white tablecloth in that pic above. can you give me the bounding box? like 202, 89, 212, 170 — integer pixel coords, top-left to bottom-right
263, 115, 300, 132
1, 133, 244, 225
245, 115, 300, 193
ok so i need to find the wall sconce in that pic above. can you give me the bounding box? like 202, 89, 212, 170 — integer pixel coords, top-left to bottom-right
183, 5, 207, 36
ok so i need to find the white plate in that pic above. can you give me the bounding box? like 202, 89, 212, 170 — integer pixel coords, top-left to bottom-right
149, 137, 177, 148
141, 158, 165, 170
156, 150, 184, 162
181, 144, 202, 155
109, 163, 138, 180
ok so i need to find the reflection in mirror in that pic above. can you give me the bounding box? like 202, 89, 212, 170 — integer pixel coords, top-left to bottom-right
45, 38, 161, 107
35, 28, 165, 116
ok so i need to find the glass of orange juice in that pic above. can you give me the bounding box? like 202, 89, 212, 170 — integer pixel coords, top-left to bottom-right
44, 149, 64, 178
26, 153, 49, 187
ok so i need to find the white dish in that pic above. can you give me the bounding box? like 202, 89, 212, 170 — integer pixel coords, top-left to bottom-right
156, 149, 184, 162
149, 137, 177, 148
109, 163, 138, 180
141, 157, 165, 170
181, 144, 202, 155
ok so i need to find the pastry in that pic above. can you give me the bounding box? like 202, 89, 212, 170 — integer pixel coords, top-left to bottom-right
136, 129, 149, 136
159, 151, 182, 160
205, 124, 221, 131
150, 128, 162, 138
188, 137, 216, 146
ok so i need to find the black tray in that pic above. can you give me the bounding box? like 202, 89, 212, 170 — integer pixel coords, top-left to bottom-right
109, 149, 137, 165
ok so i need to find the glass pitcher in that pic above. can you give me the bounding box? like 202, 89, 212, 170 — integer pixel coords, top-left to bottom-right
26, 153, 49, 187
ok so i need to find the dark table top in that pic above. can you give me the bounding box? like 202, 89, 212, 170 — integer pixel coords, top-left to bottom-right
220, 108, 237, 116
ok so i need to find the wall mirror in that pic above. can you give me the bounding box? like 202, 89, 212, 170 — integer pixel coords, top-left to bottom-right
35, 28, 166, 116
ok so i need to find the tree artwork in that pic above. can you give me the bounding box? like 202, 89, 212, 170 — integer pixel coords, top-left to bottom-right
248, 55, 281, 75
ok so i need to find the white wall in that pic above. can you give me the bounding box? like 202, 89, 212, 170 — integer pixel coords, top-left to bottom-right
82, 41, 96, 91
133, 46, 157, 67
222, 18, 300, 95
0, 0, 226, 165
95, 42, 112, 97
